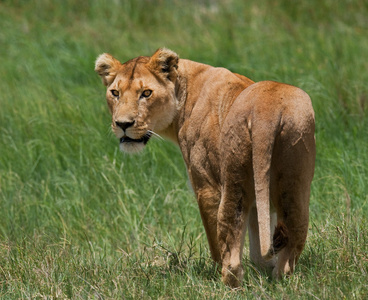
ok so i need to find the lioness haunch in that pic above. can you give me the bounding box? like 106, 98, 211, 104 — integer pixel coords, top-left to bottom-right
95, 48, 315, 288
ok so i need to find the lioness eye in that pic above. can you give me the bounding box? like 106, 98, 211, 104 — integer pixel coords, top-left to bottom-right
111, 89, 119, 97
142, 90, 152, 98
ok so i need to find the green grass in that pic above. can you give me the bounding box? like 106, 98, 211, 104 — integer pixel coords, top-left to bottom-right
0, 0, 367, 298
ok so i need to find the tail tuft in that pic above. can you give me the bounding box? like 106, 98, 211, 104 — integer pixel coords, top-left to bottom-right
264, 222, 289, 260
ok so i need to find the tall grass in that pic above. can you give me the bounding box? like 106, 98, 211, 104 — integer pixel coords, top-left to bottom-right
0, 0, 367, 298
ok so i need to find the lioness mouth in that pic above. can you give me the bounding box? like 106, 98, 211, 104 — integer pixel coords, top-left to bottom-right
120, 133, 151, 145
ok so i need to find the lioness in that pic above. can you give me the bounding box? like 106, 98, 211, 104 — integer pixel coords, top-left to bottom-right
95, 48, 316, 288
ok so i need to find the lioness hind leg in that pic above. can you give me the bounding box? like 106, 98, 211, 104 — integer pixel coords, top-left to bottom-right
196, 187, 222, 264
272, 210, 309, 279
272, 138, 315, 279
271, 179, 311, 278
270, 181, 312, 279
217, 186, 251, 288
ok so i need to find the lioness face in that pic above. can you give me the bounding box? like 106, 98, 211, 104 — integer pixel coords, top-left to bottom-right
95, 49, 179, 153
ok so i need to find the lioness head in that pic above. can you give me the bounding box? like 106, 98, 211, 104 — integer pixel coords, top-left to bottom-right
95, 48, 179, 153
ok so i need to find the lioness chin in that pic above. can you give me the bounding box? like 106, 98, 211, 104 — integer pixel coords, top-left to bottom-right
95, 48, 316, 288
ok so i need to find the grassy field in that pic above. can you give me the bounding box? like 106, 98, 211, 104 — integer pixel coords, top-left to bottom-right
0, 0, 367, 298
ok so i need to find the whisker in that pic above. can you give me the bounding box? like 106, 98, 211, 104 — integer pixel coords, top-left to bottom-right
147, 130, 164, 141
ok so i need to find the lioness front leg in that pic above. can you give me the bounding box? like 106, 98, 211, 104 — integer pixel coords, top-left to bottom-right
217, 185, 251, 288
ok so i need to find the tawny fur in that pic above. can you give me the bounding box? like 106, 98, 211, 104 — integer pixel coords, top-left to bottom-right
264, 222, 289, 260
95, 48, 316, 288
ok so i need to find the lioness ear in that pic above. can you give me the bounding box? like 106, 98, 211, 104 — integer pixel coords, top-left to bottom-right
95, 53, 122, 86
147, 48, 179, 81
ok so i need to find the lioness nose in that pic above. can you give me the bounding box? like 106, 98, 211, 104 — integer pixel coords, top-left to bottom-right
115, 120, 135, 131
